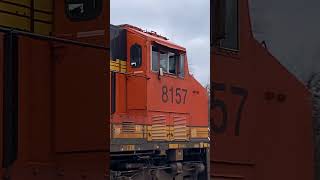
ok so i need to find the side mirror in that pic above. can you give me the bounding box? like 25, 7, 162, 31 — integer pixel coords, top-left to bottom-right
211, 0, 226, 46
159, 68, 164, 76
158, 68, 164, 79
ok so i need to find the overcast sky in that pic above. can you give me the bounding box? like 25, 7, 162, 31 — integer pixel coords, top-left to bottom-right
111, 0, 210, 86
249, 0, 320, 84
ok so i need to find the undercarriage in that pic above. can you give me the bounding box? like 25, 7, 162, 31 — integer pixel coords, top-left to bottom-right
110, 148, 209, 180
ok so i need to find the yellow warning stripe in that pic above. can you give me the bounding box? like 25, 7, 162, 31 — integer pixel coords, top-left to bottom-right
168, 143, 209, 149
111, 124, 208, 140
110, 59, 127, 73
0, 0, 53, 35
119, 143, 209, 151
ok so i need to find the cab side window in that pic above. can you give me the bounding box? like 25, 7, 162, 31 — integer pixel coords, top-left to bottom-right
219, 0, 239, 50
160, 51, 168, 72
130, 44, 142, 68
151, 45, 184, 77
66, 0, 102, 21
152, 46, 159, 71
168, 53, 177, 74
178, 54, 185, 77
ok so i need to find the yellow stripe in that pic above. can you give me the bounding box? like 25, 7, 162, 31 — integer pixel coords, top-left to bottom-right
190, 127, 209, 139
169, 144, 179, 149
147, 125, 208, 141
34, 0, 53, 12
112, 124, 208, 141
34, 11, 52, 22
113, 133, 143, 139
0, 2, 30, 16
4, 0, 30, 7
0, 0, 53, 35
0, 12, 30, 31
110, 59, 127, 72
34, 21, 51, 35
111, 123, 209, 150
112, 124, 144, 139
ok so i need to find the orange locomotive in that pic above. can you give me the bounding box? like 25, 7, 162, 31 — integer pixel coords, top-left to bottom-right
110, 24, 209, 179
0, 0, 209, 178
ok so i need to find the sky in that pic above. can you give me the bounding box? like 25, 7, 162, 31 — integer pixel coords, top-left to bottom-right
249, 0, 320, 84
111, 0, 210, 86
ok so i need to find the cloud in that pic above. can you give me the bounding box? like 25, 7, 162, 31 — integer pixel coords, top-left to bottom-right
111, 0, 210, 86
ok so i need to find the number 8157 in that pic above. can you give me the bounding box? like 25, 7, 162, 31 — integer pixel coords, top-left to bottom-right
162, 85, 187, 104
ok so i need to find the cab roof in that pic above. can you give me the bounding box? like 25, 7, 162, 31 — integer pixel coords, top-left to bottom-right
119, 24, 186, 52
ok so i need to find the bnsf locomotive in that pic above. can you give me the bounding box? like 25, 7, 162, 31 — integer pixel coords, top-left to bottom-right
0, 0, 209, 178
110, 24, 209, 179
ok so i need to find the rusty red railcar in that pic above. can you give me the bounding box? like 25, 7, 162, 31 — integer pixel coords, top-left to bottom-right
211, 0, 317, 179
0, 0, 110, 179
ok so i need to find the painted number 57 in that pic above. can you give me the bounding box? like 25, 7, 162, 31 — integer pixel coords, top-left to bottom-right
211, 83, 248, 136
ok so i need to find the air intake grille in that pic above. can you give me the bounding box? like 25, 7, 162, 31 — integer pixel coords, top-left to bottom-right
173, 116, 188, 141
151, 115, 167, 141
121, 121, 135, 133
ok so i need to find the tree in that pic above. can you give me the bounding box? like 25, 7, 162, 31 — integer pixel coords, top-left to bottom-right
307, 72, 320, 180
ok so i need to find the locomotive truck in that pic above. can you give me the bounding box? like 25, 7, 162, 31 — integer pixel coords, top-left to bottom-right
211, 0, 319, 179
110, 24, 209, 179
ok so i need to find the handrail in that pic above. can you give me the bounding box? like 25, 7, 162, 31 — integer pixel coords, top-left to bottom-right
0, 27, 109, 50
